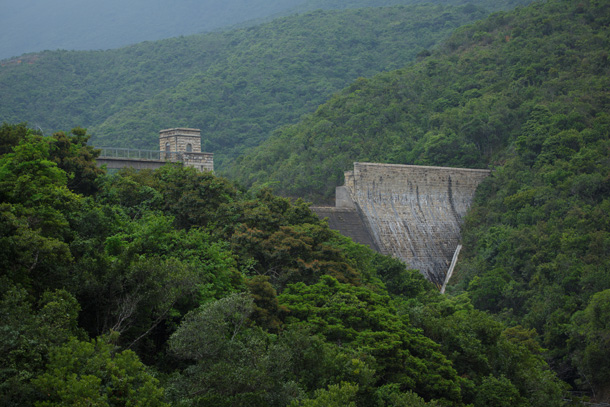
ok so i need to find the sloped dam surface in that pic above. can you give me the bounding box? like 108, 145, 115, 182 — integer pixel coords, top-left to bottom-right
312, 162, 490, 286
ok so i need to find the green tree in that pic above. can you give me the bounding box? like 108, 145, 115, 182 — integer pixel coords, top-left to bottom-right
0, 122, 29, 155
48, 127, 104, 195
375, 384, 439, 406
0, 283, 83, 406
0, 134, 79, 293
246, 275, 287, 333
32, 336, 168, 407
167, 293, 299, 406
473, 375, 524, 407
570, 289, 610, 397
279, 276, 462, 403
290, 382, 359, 407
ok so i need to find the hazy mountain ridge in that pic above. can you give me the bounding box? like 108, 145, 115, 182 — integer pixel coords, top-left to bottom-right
0, 4, 491, 169
1, 0, 529, 60
0, 0, 307, 60
231, 0, 609, 201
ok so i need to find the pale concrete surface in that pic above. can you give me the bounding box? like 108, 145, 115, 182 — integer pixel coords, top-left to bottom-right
314, 162, 490, 285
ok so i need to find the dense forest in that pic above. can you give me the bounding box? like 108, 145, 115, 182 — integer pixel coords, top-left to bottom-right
232, 0, 610, 400
0, 2, 526, 169
233, 0, 609, 202
0, 123, 569, 406
1, 0, 609, 404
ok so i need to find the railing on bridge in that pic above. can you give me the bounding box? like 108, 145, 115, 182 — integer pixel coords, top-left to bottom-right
98, 147, 184, 162
97, 146, 214, 172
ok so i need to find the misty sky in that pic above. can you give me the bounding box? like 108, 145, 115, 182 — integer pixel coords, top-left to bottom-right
0, 0, 306, 59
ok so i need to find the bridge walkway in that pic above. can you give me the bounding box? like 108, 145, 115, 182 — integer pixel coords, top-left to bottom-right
95, 147, 213, 172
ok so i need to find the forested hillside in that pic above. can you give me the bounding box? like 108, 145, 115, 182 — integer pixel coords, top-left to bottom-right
0, 0, 527, 60
2, 0, 608, 403
293, 0, 530, 12
233, 0, 610, 399
0, 123, 567, 406
232, 1, 609, 201
1, 3, 512, 169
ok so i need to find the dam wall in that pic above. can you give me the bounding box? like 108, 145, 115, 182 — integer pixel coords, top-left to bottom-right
314, 162, 490, 285
310, 206, 379, 251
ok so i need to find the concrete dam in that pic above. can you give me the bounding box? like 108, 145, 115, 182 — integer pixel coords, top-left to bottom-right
312, 162, 490, 286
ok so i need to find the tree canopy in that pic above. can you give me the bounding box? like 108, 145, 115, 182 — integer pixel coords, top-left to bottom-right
231, 0, 610, 399
1, 0, 608, 403
0, 123, 568, 405
0, 4, 495, 170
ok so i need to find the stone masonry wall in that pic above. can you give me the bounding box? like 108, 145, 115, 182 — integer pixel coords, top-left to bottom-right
339, 162, 490, 285
159, 128, 202, 153
183, 152, 214, 172
310, 206, 379, 251
158, 128, 213, 172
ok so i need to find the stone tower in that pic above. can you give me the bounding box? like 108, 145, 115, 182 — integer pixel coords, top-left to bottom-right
159, 128, 213, 172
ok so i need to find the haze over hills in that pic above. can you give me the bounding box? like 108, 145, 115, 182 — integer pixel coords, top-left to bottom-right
0, 0, 305, 60
232, 0, 610, 202
0, 3, 493, 169
1, 0, 528, 60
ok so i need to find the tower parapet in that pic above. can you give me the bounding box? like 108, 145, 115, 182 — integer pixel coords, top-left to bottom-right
159, 128, 213, 172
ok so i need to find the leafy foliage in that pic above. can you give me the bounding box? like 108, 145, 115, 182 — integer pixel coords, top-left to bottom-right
233, 0, 610, 201
231, 0, 610, 400
33, 336, 167, 407
0, 284, 83, 406
0, 124, 567, 405
0, 4, 491, 170
279, 276, 463, 402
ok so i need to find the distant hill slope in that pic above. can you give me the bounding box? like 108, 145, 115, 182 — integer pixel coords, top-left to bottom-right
0, 0, 306, 60
232, 0, 610, 396
296, 0, 529, 11
231, 0, 610, 202
0, 0, 528, 60
0, 4, 490, 169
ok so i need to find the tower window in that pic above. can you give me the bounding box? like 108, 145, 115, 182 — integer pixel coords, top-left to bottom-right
186, 143, 192, 152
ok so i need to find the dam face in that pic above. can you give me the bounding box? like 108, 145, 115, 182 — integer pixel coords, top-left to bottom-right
312, 162, 490, 285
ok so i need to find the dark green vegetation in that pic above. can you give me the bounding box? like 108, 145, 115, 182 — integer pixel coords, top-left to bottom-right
2, 0, 608, 403
1, 3, 503, 170
234, 0, 610, 400
0, 124, 567, 405
233, 0, 609, 201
